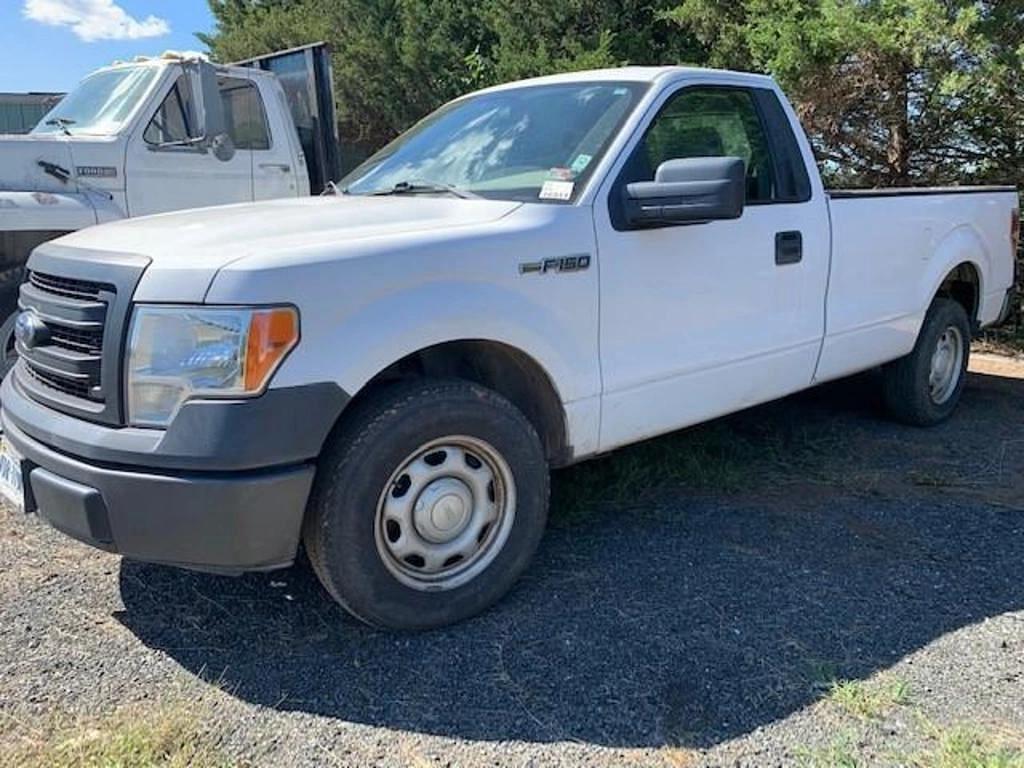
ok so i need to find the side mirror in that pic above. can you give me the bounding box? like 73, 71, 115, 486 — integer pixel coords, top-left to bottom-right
190, 61, 234, 161
624, 157, 745, 229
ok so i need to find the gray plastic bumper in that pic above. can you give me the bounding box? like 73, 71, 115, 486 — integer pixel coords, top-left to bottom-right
4, 415, 314, 572
0, 374, 350, 573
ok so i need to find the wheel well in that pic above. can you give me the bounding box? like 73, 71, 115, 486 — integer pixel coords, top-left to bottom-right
936, 262, 980, 326
350, 341, 570, 466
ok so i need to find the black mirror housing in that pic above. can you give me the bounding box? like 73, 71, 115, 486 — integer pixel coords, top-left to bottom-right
624, 157, 746, 228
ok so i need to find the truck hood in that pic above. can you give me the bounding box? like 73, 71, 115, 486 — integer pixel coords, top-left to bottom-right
0, 134, 76, 193
51, 195, 524, 301
0, 134, 123, 200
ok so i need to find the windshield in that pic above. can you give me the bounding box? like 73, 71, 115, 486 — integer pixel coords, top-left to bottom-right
341, 81, 649, 203
33, 66, 160, 137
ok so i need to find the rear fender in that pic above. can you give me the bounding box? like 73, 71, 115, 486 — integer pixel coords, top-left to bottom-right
921, 226, 987, 323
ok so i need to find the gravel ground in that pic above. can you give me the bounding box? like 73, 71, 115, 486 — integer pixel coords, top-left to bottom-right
1, 355, 1022, 766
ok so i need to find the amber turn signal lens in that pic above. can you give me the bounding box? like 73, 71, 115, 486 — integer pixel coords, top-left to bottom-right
244, 307, 299, 392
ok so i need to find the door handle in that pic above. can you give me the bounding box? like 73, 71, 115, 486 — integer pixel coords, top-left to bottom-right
775, 231, 803, 265
259, 163, 291, 173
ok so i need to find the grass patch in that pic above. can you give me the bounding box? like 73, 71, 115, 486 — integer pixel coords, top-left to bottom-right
908, 725, 1024, 768
826, 677, 912, 720
795, 730, 862, 768
0, 699, 234, 768
550, 422, 756, 525
976, 324, 1024, 358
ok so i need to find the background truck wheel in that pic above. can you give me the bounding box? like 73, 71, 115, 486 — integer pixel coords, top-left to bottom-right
303, 378, 549, 630
0, 311, 18, 380
882, 297, 971, 426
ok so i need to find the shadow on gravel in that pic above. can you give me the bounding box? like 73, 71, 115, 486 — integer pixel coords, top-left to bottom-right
115, 371, 1024, 749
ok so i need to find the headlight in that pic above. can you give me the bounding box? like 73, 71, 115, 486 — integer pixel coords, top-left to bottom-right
126, 305, 299, 427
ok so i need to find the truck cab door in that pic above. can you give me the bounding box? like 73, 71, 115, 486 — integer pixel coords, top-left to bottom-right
246, 78, 303, 200
125, 73, 254, 217
594, 83, 830, 451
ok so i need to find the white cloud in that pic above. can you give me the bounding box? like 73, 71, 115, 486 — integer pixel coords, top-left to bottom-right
23, 0, 170, 42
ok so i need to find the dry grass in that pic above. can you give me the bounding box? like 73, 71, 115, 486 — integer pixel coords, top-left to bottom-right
0, 698, 236, 768
825, 677, 913, 720
907, 723, 1024, 768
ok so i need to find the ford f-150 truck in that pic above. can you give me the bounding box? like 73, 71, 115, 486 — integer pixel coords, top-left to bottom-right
0, 67, 1017, 630
0, 43, 340, 374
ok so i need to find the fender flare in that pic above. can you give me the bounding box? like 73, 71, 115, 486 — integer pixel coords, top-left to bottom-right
919, 225, 988, 321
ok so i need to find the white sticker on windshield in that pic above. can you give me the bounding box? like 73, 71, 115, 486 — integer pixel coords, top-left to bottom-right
539, 180, 574, 201
570, 154, 593, 174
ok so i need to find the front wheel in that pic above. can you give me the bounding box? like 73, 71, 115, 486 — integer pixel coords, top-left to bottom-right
882, 297, 971, 426
303, 379, 549, 630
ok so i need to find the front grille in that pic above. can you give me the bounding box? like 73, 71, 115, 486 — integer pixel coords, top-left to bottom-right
28, 270, 112, 301
14, 246, 148, 426
17, 270, 111, 404
23, 363, 93, 400
48, 325, 104, 355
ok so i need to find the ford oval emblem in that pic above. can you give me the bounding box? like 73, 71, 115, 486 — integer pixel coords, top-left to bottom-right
14, 311, 49, 350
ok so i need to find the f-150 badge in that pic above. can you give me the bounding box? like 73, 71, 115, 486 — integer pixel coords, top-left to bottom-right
519, 255, 591, 275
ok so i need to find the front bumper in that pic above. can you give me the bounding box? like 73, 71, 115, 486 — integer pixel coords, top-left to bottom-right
1, 373, 349, 573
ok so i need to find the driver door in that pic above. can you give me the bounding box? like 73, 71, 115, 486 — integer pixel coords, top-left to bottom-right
125, 74, 254, 217
594, 84, 830, 450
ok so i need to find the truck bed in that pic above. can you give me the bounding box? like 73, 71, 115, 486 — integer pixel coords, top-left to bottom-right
829, 185, 1017, 199
815, 185, 1018, 384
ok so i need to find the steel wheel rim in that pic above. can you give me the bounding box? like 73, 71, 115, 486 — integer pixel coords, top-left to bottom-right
928, 325, 964, 405
374, 435, 516, 592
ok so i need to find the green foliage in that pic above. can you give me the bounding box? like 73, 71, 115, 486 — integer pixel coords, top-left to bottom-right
664, 1, 1024, 189
202, 0, 700, 149
201, 0, 1023, 199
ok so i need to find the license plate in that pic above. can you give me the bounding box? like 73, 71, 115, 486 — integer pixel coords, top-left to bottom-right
0, 439, 24, 513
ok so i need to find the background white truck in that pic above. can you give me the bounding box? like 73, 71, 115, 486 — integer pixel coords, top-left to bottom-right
0, 67, 1017, 630
0, 43, 340, 371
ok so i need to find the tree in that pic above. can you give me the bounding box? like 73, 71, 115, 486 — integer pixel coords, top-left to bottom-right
201, 0, 701, 151
664, 0, 1024, 189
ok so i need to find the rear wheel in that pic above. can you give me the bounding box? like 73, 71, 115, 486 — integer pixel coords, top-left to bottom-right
303, 379, 549, 630
882, 297, 971, 426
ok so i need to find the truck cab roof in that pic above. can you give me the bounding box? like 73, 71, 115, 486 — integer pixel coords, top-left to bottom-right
94, 55, 278, 84
472, 65, 778, 95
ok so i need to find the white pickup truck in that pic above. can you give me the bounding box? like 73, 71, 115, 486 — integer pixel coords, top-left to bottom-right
0, 44, 340, 369
0, 67, 1017, 629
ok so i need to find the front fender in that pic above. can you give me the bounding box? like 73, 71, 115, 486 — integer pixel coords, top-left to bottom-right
276, 279, 600, 406
0, 190, 100, 232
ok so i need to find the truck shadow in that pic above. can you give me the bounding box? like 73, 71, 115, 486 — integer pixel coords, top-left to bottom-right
115, 369, 1024, 749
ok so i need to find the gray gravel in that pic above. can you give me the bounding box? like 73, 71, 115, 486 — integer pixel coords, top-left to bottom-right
1, 360, 1022, 766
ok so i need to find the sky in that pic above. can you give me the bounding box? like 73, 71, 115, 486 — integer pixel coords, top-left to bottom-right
0, 1, 215, 93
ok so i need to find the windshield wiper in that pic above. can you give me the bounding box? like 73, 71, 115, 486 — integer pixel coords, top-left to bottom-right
371, 180, 480, 200
44, 117, 75, 136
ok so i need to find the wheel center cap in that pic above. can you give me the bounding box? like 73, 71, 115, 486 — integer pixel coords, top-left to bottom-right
414, 478, 472, 543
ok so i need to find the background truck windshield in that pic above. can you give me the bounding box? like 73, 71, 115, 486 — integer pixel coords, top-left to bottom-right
33, 66, 160, 137
341, 81, 648, 202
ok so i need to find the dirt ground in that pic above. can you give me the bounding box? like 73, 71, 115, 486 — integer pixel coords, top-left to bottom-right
0, 354, 1022, 767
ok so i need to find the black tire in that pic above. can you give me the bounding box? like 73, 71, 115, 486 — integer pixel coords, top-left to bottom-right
882, 297, 971, 426
0, 264, 26, 320
303, 378, 549, 630
0, 311, 18, 381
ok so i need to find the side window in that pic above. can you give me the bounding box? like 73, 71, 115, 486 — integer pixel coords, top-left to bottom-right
634, 87, 777, 203
220, 78, 270, 150
143, 76, 197, 145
